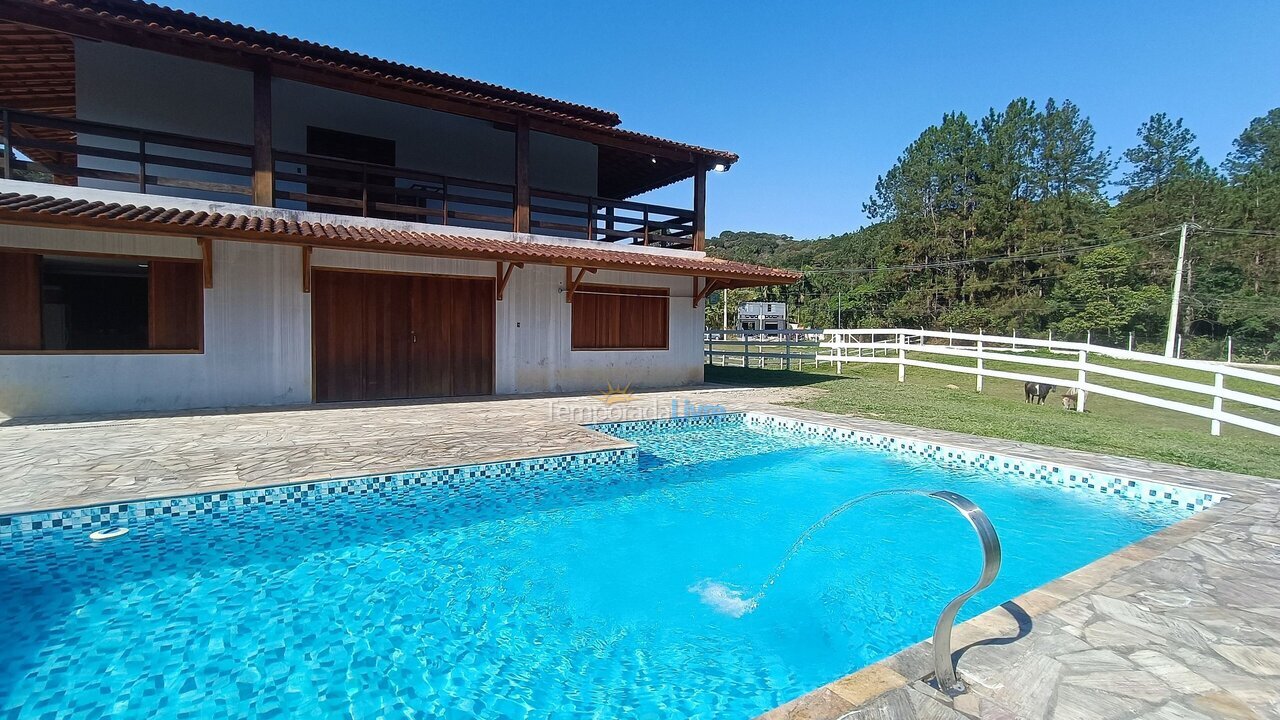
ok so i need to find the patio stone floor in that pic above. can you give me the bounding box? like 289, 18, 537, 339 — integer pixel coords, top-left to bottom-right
1, 384, 1278, 719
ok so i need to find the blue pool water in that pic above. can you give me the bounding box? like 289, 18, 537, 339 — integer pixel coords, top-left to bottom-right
1, 416, 1192, 719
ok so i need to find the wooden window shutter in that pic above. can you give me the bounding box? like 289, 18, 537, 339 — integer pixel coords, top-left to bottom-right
571, 284, 669, 350
0, 251, 42, 350
148, 260, 203, 350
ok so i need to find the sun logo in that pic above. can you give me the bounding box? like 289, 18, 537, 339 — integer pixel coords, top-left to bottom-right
597, 381, 636, 405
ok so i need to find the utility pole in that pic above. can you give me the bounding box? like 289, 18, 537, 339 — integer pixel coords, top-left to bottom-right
837, 291, 843, 329
1164, 222, 1190, 358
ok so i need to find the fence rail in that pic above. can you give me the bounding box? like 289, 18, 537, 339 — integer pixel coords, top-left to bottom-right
705, 328, 1280, 438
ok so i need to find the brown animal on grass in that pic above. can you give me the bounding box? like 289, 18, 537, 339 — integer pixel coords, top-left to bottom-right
1061, 388, 1079, 411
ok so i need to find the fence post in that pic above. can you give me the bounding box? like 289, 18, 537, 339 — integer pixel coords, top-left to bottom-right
1076, 349, 1088, 413
1128, 332, 1134, 352
1211, 373, 1224, 437
1012, 329, 1017, 351
1048, 329, 1053, 345
785, 334, 792, 371
1176, 334, 1183, 359
1, 109, 10, 180
1086, 329, 1092, 346
836, 332, 844, 375
949, 327, 954, 348
976, 337, 984, 393
1227, 336, 1233, 363
898, 332, 906, 383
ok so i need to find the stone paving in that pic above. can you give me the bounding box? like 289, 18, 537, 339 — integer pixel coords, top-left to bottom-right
1, 385, 1278, 719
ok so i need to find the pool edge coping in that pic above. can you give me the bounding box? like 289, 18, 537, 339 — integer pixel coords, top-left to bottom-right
741, 407, 1262, 719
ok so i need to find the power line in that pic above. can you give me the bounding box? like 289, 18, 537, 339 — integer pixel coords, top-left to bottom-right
1202, 227, 1280, 239
799, 226, 1182, 276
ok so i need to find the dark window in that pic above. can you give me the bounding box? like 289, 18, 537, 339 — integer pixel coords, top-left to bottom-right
0, 251, 202, 352
571, 284, 669, 350
305, 126, 399, 217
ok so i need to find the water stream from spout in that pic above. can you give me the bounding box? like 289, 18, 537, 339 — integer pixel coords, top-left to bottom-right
692, 488, 1001, 694
692, 488, 935, 617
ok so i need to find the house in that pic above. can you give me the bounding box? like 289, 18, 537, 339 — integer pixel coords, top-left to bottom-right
0, 0, 799, 419
738, 301, 788, 331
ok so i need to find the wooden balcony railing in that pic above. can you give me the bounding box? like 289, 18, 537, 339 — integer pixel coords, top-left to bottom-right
0, 108, 698, 249
1, 107, 254, 199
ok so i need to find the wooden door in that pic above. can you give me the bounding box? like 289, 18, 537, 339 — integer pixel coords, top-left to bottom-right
313, 270, 493, 402
313, 270, 369, 402
363, 273, 413, 400
409, 276, 494, 397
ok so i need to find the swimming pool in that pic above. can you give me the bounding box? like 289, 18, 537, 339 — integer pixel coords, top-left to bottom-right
0, 413, 1220, 719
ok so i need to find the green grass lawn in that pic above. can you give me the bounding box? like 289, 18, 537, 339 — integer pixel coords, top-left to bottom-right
705, 360, 1280, 479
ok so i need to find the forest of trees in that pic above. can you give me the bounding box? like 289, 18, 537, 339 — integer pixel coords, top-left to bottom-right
707, 101, 1280, 360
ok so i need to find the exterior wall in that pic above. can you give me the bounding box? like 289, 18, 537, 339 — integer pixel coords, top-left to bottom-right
0, 225, 705, 419
310, 250, 705, 394
73, 41, 598, 199
0, 226, 311, 419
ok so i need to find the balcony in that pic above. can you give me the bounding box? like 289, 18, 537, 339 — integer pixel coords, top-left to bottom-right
0, 108, 701, 250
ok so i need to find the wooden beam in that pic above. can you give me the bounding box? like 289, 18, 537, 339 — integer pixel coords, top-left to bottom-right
514, 116, 530, 233
564, 265, 596, 303
693, 278, 722, 308
692, 158, 707, 252
301, 245, 312, 293
252, 65, 273, 207
198, 237, 213, 288
495, 260, 523, 301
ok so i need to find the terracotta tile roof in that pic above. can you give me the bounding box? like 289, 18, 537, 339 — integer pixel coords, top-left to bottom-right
0, 192, 800, 286
9, 0, 738, 166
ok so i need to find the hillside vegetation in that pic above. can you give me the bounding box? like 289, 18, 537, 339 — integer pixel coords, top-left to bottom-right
708, 102, 1280, 361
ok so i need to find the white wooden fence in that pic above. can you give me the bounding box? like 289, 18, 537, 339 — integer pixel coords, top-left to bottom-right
705, 328, 1280, 438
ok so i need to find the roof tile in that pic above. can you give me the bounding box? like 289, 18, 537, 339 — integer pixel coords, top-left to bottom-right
0, 192, 799, 286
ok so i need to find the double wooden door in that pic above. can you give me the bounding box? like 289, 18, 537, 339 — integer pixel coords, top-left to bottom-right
312, 270, 495, 402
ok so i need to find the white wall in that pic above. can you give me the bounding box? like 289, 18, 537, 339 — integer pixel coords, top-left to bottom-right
0, 226, 311, 419
0, 226, 704, 418
73, 42, 598, 200
311, 250, 705, 394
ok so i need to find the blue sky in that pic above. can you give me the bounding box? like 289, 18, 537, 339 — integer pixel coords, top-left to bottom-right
184, 1, 1280, 239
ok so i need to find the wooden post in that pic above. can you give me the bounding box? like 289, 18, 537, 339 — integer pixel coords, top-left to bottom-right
1227, 336, 1233, 363
898, 332, 906, 383
693, 158, 708, 251
514, 116, 530, 233
1128, 332, 1134, 352
1211, 372, 1224, 436
1, 109, 10, 180
198, 238, 213, 289
252, 65, 274, 207
137, 130, 147, 193
1076, 349, 1088, 413
301, 246, 312, 293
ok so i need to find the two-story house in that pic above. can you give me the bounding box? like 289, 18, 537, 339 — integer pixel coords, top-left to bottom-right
0, 0, 799, 418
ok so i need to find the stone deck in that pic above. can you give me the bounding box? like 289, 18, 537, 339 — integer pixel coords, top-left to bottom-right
2, 386, 1278, 719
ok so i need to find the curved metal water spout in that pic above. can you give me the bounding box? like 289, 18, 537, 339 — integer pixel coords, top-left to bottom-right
924, 490, 1002, 695
747, 488, 1001, 696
